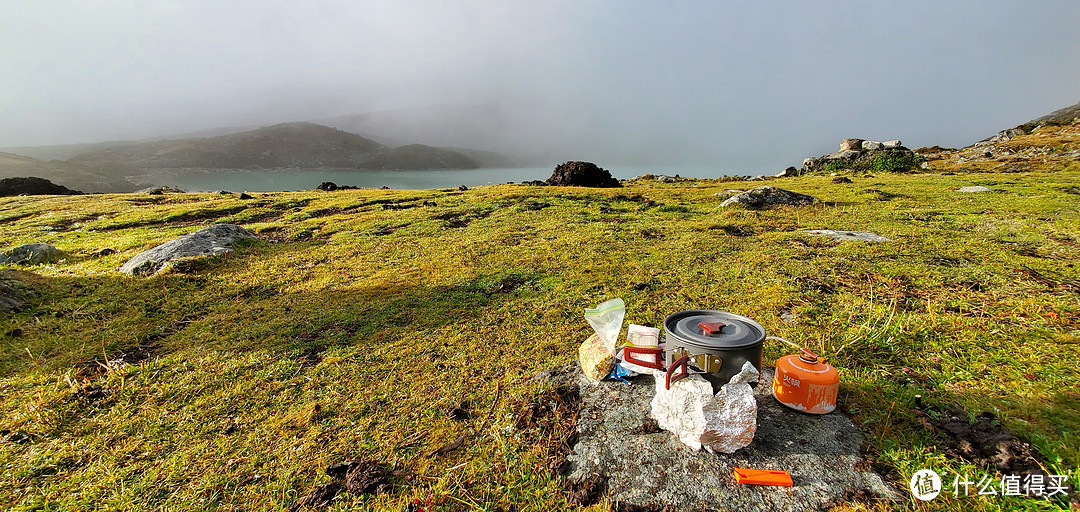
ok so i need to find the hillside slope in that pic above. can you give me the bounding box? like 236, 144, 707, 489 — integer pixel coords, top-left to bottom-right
0, 120, 1078, 510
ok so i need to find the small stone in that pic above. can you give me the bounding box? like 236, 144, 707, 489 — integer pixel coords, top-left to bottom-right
831, 176, 852, 184
238, 192, 253, 200
840, 138, 865, 151
802, 229, 891, 242
861, 141, 884, 151
958, 186, 994, 193
882, 140, 902, 149
458, 185, 469, 191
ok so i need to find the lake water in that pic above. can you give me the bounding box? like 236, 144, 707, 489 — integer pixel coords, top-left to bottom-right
137, 165, 748, 192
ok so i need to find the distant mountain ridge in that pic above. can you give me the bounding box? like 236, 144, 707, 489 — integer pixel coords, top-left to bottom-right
64, 122, 491, 171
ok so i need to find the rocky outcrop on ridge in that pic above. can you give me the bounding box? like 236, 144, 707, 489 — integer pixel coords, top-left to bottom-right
799, 138, 921, 175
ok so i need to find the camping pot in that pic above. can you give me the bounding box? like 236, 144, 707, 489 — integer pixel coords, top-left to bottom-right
772, 346, 839, 414
663, 310, 765, 393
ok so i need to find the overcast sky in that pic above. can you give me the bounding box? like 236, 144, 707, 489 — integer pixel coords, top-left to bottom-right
2, 1, 1078, 171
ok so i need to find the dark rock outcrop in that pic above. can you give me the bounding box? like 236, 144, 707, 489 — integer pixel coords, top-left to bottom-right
546, 161, 620, 188
120, 224, 257, 276
720, 186, 817, 208
0, 177, 82, 196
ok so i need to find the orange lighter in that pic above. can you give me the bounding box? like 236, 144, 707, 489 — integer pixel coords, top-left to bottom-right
733, 468, 794, 486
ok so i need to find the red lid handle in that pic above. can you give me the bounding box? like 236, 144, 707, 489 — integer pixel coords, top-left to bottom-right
698, 321, 726, 336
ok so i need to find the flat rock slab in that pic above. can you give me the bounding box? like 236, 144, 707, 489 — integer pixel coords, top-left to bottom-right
720, 186, 817, 208
802, 230, 891, 242
957, 185, 994, 193
120, 224, 257, 276
562, 368, 898, 511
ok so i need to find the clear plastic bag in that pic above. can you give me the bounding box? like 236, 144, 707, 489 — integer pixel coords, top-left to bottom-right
579, 298, 625, 382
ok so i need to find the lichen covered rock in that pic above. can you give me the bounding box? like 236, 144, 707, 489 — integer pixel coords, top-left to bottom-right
120, 224, 257, 276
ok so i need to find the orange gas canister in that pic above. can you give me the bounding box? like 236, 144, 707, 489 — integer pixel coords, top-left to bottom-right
772, 346, 839, 414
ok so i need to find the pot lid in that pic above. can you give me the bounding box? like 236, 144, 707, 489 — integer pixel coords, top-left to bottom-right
664, 310, 764, 349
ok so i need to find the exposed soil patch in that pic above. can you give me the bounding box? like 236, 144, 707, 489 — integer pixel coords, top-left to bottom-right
445, 401, 471, 421
434, 208, 492, 229
95, 205, 249, 231
519, 200, 550, 211
513, 377, 582, 479
713, 223, 756, 236
290, 460, 393, 511
238, 284, 279, 300
488, 276, 529, 295
0, 211, 35, 225
289, 482, 341, 511
565, 474, 607, 507
381, 202, 418, 211
344, 460, 393, 494
861, 188, 904, 201
67, 385, 108, 405
794, 276, 837, 295
914, 403, 1054, 476
371, 223, 409, 236
1014, 265, 1080, 293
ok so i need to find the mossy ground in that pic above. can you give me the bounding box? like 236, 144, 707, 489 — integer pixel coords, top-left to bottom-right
2, 125, 1079, 511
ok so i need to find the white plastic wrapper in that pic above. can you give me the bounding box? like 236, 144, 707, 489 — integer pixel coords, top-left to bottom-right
650, 361, 759, 453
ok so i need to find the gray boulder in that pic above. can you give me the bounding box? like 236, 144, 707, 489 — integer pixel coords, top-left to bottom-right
861, 140, 883, 151
0, 243, 64, 265
120, 224, 257, 276
882, 140, 903, 149
721, 186, 817, 208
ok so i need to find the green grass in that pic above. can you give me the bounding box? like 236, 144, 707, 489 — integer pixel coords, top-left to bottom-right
1, 127, 1079, 510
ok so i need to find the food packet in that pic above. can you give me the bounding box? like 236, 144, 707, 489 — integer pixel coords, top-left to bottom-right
579, 298, 625, 382
620, 324, 663, 374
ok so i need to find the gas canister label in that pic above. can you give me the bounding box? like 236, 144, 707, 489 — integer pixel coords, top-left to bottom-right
782, 373, 801, 388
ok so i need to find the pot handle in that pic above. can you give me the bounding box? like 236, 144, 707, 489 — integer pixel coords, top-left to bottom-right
623, 346, 665, 370
665, 355, 690, 389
